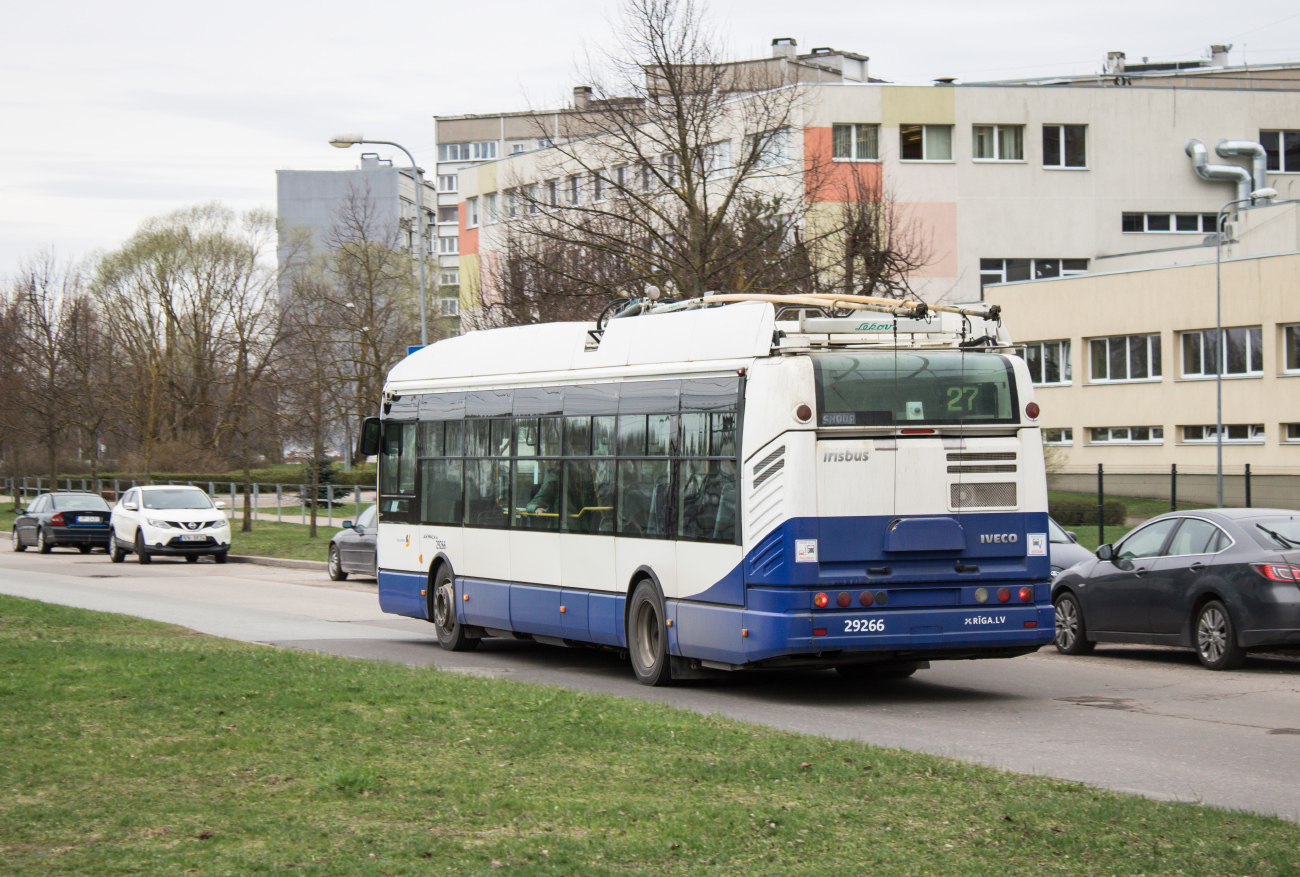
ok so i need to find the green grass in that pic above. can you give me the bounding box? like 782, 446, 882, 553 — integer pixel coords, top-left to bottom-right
224, 517, 341, 563
1, 595, 1296, 876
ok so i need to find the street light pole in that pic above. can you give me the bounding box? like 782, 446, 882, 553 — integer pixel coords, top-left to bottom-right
329, 133, 429, 347
1213, 187, 1278, 508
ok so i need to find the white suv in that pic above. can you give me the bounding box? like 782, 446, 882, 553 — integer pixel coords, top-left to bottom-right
110, 486, 232, 565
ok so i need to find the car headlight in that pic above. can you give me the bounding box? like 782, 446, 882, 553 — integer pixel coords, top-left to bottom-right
147, 519, 172, 529
213, 519, 229, 529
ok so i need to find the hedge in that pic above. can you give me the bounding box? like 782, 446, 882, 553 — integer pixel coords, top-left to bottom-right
1049, 498, 1127, 526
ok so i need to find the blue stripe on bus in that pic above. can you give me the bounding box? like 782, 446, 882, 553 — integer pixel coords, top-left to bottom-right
378, 570, 427, 619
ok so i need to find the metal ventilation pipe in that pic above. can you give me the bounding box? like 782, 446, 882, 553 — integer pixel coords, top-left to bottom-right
1216, 140, 1268, 199
1185, 140, 1251, 203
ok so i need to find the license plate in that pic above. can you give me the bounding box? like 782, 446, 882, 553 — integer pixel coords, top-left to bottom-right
179, 534, 206, 542
76, 516, 99, 523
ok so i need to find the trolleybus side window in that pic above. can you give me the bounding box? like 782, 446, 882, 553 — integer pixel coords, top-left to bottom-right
379, 420, 417, 522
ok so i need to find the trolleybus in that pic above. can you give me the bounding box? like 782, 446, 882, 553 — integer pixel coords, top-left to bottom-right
360, 295, 1055, 684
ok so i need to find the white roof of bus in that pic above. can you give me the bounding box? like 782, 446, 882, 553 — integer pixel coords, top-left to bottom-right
387, 301, 776, 388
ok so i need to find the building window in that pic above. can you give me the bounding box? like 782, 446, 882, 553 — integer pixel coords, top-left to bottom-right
704, 140, 733, 179
437, 174, 458, 192
438, 143, 469, 162
591, 170, 605, 202
439, 269, 459, 286
438, 236, 458, 254
1261, 130, 1300, 172
1089, 334, 1161, 382
1021, 340, 1071, 385
1121, 212, 1218, 233
900, 124, 953, 161
972, 124, 1024, 161
436, 206, 458, 225
1044, 428, 1073, 445
465, 197, 478, 227
749, 128, 792, 168
438, 298, 460, 317
510, 143, 527, 155
470, 141, 498, 161
483, 192, 497, 224
545, 179, 558, 207
980, 258, 1088, 287
1182, 424, 1265, 443
661, 153, 680, 187
831, 123, 879, 161
1089, 427, 1164, 444
1283, 424, 1300, 443
1043, 124, 1086, 168
1284, 325, 1300, 372
1181, 327, 1263, 377
565, 175, 582, 205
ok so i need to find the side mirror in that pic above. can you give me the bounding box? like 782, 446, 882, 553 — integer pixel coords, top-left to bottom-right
357, 416, 382, 458
1096, 543, 1114, 561
214, 501, 226, 510
343, 520, 354, 529
17, 507, 27, 516
1066, 530, 1078, 543
123, 501, 138, 511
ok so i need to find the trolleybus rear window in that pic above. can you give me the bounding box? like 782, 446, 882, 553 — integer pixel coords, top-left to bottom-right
812, 351, 1018, 427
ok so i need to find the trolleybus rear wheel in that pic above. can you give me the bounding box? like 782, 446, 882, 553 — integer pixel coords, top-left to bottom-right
628, 579, 672, 686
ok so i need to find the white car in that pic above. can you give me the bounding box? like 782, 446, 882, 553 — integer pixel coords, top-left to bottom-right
110, 485, 232, 565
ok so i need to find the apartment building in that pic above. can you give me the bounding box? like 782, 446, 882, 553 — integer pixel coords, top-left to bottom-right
439, 40, 1299, 322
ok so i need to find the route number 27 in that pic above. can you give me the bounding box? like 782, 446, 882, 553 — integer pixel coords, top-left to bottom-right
947, 386, 980, 412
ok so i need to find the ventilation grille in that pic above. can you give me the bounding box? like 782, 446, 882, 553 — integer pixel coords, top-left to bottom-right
754, 458, 785, 487
947, 464, 1017, 474
752, 445, 786, 488
950, 482, 1018, 509
947, 452, 1016, 462
754, 445, 785, 474
748, 444, 787, 537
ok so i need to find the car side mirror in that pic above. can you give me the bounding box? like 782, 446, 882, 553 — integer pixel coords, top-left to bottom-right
1066, 530, 1078, 543
214, 501, 226, 510
343, 520, 354, 529
123, 501, 138, 511
17, 507, 27, 516
1096, 543, 1114, 561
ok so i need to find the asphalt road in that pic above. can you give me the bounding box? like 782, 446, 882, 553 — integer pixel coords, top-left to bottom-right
3, 547, 1298, 822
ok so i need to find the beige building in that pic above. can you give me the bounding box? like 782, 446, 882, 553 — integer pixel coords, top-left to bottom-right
986, 201, 1300, 502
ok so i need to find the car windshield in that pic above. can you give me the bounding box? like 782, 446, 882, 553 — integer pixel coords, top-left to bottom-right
1247, 516, 1300, 550
1048, 517, 1072, 543
141, 489, 214, 511
51, 495, 110, 511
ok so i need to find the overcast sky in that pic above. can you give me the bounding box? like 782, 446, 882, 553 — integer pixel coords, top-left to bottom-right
3, 0, 1298, 275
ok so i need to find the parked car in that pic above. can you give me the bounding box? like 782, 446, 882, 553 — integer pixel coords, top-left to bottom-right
328, 505, 377, 581
1052, 508, 1300, 670
12, 491, 113, 554
109, 485, 231, 564
1048, 515, 1094, 579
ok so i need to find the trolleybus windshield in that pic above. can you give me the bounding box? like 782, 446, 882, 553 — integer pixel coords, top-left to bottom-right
812, 351, 1018, 427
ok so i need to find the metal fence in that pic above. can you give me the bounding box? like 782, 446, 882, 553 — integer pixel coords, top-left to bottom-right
3, 477, 378, 528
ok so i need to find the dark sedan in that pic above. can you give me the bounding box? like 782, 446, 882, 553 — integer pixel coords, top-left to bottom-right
12, 492, 113, 554
327, 505, 377, 581
1052, 508, 1300, 670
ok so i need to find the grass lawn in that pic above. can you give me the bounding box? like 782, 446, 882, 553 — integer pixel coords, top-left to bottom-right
1, 596, 1298, 876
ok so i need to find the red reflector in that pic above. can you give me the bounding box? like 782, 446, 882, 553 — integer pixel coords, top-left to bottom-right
837, 591, 851, 608
1019, 587, 1034, 603
1025, 402, 1040, 420
50, 513, 66, 526
900, 428, 935, 434
795, 404, 812, 423
1024, 621, 1038, 629
813, 592, 829, 608
997, 587, 1011, 603
1254, 563, 1300, 582
859, 590, 874, 607
813, 628, 827, 637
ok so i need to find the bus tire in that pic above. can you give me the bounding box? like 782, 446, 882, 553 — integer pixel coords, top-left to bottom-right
432, 565, 479, 652
628, 579, 672, 686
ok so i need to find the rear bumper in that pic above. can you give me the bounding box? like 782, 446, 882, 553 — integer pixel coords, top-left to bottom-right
49, 527, 111, 546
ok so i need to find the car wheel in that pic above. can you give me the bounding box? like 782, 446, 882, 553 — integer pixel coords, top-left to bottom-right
12, 528, 25, 552
1195, 600, 1246, 671
213, 551, 228, 565
37, 527, 55, 554
78, 545, 92, 554
328, 545, 349, 581
628, 579, 672, 686
185, 554, 198, 563
110, 540, 126, 563
134, 530, 151, 565
431, 565, 479, 651
1053, 591, 1095, 655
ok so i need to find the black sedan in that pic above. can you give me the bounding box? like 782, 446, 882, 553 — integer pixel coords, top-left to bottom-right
12, 492, 113, 554
1052, 508, 1300, 670
327, 505, 377, 581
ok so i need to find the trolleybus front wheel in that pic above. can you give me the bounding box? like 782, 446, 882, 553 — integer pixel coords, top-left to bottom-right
432, 565, 479, 652
628, 579, 672, 686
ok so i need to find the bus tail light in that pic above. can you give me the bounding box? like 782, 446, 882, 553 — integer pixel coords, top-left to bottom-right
49, 513, 66, 526
1018, 587, 1033, 602
813, 628, 827, 637
996, 587, 1011, 603
1253, 562, 1300, 582
837, 592, 851, 607
814, 592, 829, 608
859, 591, 874, 607
1024, 621, 1038, 628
